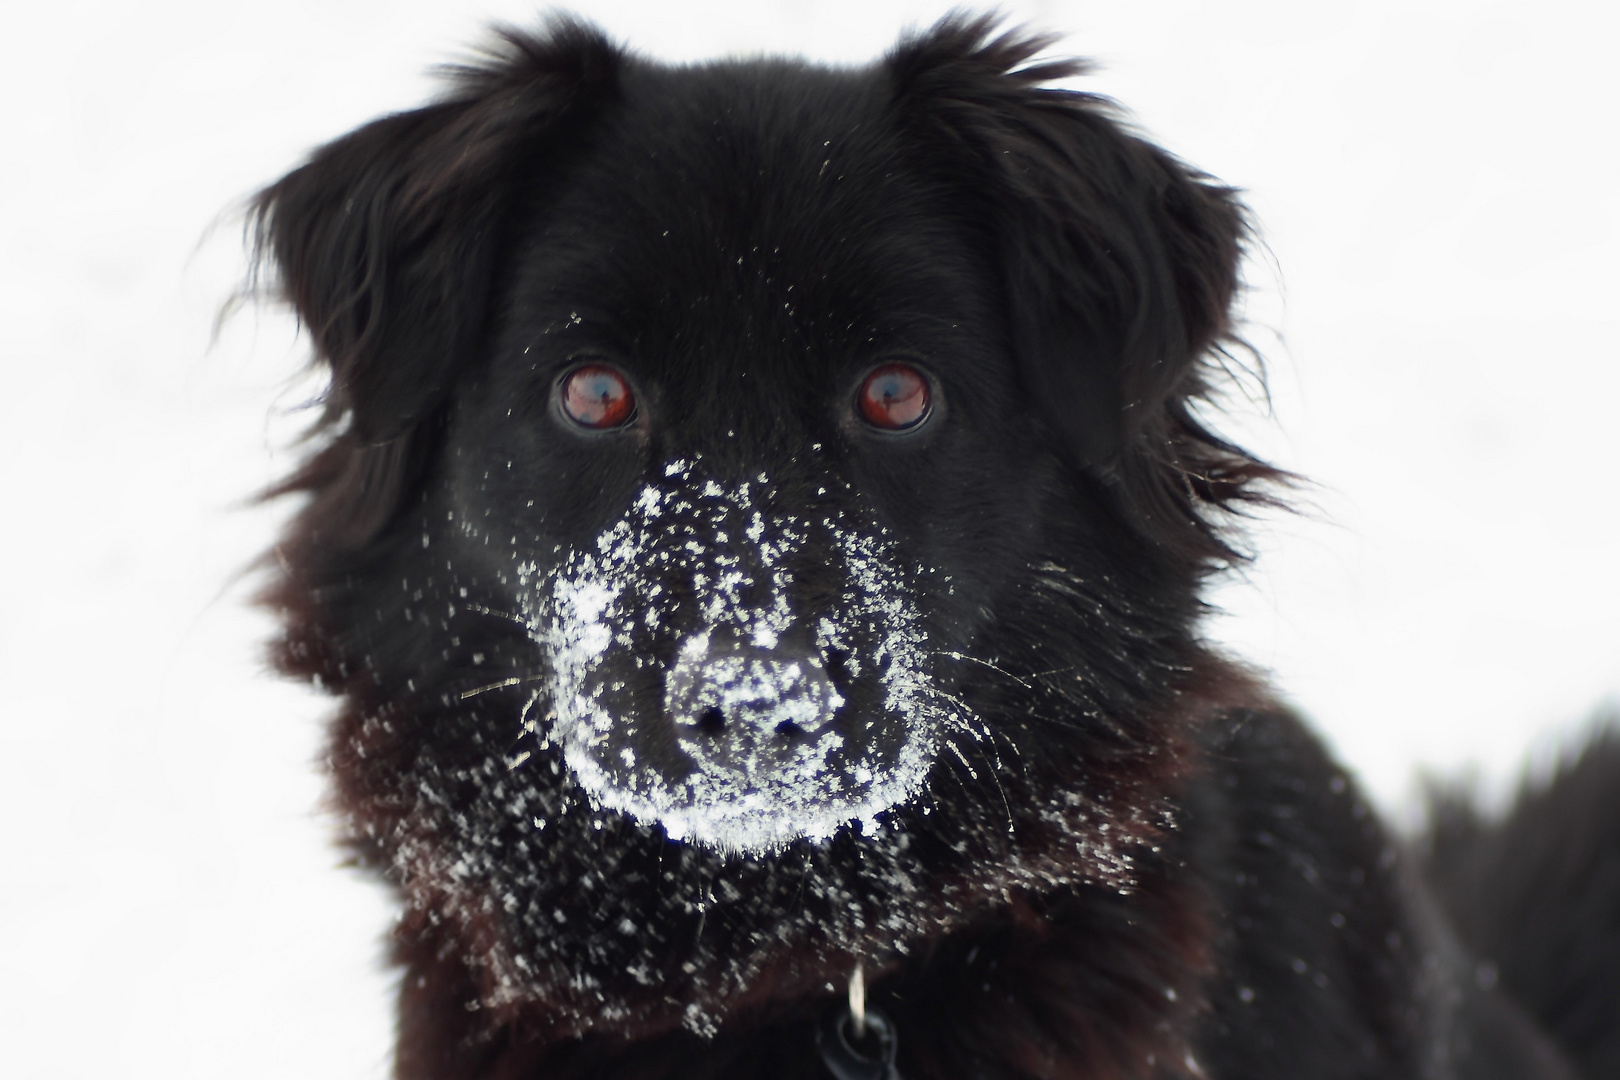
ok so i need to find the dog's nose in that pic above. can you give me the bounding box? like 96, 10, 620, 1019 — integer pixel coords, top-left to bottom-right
665, 636, 842, 765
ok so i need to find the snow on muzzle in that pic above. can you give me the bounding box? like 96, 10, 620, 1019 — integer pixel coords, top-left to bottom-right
517, 468, 944, 854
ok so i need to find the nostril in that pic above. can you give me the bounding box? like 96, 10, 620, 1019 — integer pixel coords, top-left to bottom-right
668, 639, 843, 752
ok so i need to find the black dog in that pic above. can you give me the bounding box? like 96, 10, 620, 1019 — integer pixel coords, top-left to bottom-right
251, 14, 1620, 1079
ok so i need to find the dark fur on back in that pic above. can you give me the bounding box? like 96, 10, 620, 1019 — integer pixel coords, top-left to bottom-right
249, 13, 1614, 1079
1422, 727, 1620, 1080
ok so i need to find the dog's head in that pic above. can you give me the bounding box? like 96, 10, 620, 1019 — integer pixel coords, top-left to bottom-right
255, 13, 1272, 1044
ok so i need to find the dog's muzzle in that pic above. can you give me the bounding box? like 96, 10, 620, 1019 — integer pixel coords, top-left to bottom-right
524, 473, 950, 854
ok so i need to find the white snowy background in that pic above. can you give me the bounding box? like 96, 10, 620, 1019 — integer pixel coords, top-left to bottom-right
2, 0, 1615, 1075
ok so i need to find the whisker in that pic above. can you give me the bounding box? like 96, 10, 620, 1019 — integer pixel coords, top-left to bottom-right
988, 756, 1015, 834
1024, 663, 1085, 682
464, 602, 528, 626
458, 675, 543, 700
930, 649, 1035, 689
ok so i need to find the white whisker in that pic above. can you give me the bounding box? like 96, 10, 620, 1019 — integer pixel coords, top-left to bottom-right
459, 676, 524, 699
465, 602, 528, 625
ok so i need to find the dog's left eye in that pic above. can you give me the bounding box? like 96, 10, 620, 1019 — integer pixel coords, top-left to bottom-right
559, 364, 637, 428
857, 363, 931, 431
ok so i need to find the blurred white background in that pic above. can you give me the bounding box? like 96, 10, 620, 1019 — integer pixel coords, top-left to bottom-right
1, 1, 1615, 1075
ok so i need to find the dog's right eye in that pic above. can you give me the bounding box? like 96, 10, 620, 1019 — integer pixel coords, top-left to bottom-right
857, 362, 931, 431
559, 364, 636, 428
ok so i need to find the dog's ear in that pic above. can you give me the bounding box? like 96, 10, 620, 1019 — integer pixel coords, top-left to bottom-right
888, 15, 1274, 565
252, 18, 619, 543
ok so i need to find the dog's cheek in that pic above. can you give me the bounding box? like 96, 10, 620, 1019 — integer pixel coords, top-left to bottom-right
848, 432, 1055, 643
439, 410, 649, 562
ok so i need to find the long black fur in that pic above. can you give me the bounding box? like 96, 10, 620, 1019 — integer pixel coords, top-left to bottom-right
249, 13, 1616, 1079
1422, 726, 1620, 1080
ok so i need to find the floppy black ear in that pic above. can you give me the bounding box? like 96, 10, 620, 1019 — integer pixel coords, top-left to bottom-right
252, 18, 620, 542
888, 15, 1275, 565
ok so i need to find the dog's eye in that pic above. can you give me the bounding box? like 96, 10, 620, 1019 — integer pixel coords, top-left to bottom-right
857, 363, 931, 431
560, 364, 636, 428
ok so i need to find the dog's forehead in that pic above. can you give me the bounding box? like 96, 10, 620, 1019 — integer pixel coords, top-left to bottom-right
597, 59, 917, 257
503, 60, 994, 401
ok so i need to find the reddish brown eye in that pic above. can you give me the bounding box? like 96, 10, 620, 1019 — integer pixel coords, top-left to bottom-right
560, 364, 636, 428
857, 362, 931, 430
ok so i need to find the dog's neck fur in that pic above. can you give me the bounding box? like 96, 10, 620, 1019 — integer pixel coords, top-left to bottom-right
387, 801, 1218, 1080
